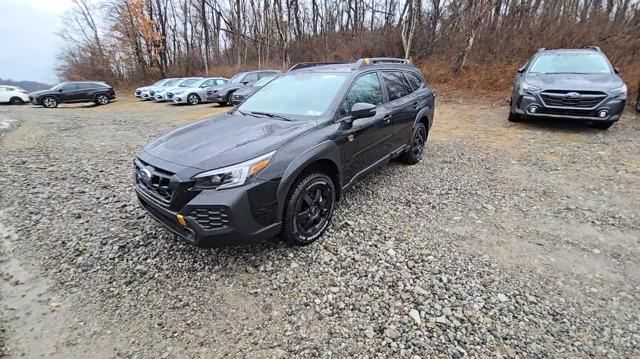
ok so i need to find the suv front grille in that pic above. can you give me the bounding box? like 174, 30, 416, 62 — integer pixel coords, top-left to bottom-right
149, 91, 156, 96
135, 160, 175, 206
135, 90, 142, 95
167, 93, 174, 99
188, 207, 231, 230
537, 107, 597, 118
540, 90, 607, 109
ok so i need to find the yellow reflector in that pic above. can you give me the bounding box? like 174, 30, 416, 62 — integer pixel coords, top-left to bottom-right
249, 158, 271, 176
176, 214, 187, 227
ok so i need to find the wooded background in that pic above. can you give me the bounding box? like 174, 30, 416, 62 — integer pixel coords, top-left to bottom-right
58, 0, 640, 92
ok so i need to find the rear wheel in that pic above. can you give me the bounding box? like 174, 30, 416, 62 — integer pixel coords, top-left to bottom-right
187, 93, 201, 105
400, 122, 427, 165
9, 97, 24, 105
592, 121, 615, 130
282, 172, 336, 246
95, 94, 110, 105
42, 96, 58, 108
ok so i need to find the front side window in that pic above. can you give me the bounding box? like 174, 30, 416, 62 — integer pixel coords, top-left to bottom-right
243, 73, 259, 83
238, 73, 348, 117
528, 53, 612, 74
180, 79, 199, 87
339, 72, 384, 117
62, 83, 78, 91
216, 79, 227, 85
382, 72, 411, 101
163, 79, 179, 87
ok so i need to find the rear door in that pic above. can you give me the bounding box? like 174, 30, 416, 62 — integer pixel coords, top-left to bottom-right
338, 72, 391, 181
379, 71, 416, 150
60, 83, 83, 102
0, 87, 9, 102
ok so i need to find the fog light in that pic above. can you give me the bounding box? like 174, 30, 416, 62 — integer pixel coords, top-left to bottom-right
528, 105, 539, 114
598, 110, 608, 118
176, 214, 187, 227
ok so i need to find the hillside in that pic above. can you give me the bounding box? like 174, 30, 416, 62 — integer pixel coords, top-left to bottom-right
0, 78, 51, 92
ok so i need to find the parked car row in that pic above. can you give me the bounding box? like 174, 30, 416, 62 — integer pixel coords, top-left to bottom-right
134, 70, 281, 106
5, 81, 117, 108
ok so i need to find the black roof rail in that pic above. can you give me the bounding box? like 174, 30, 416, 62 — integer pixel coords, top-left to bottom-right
353, 57, 412, 69
288, 62, 346, 72
584, 46, 602, 52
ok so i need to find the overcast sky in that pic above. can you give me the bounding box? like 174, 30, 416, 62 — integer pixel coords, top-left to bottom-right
0, 0, 74, 84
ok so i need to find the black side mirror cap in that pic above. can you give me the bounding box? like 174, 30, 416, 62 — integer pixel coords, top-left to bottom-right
351, 102, 376, 119
614, 67, 621, 74
517, 67, 526, 74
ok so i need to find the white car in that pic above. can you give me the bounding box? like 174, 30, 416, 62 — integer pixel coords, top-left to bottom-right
135, 79, 167, 98
154, 77, 202, 102
141, 78, 181, 100
0, 85, 29, 104
169, 77, 228, 105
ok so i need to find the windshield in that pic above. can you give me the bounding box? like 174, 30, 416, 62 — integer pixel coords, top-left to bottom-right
254, 76, 276, 87
528, 53, 612, 74
238, 73, 348, 117
51, 82, 67, 90
163, 79, 179, 86
152, 80, 165, 86
230, 73, 245, 83
179, 79, 200, 87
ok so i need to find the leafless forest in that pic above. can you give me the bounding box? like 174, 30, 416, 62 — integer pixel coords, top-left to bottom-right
58, 0, 640, 91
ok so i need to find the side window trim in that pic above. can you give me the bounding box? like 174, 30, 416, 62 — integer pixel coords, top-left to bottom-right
334, 71, 383, 121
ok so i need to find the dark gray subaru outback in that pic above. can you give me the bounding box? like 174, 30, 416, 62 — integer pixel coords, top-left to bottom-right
509, 47, 627, 129
134, 58, 435, 247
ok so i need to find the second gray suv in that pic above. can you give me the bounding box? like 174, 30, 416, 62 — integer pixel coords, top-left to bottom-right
509, 47, 627, 129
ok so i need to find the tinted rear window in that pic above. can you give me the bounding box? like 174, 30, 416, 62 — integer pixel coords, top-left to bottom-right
382, 72, 412, 101
404, 72, 423, 91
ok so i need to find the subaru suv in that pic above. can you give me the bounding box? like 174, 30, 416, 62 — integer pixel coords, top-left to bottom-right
509, 47, 627, 129
134, 58, 435, 247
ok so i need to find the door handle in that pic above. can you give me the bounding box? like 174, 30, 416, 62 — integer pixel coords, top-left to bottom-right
383, 115, 392, 124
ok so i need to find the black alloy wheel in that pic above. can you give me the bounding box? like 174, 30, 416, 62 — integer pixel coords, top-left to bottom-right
42, 96, 58, 108
283, 173, 335, 245
400, 122, 427, 165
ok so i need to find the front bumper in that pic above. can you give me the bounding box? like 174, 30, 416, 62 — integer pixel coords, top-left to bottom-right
134, 174, 281, 248
206, 92, 226, 102
513, 93, 626, 122
154, 94, 168, 102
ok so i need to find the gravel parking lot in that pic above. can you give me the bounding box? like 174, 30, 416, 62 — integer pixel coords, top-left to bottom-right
1, 96, 639, 358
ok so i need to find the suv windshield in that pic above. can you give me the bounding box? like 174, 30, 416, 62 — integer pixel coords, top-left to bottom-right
529, 53, 612, 74
179, 79, 199, 87
230, 73, 246, 83
163, 79, 179, 86
51, 82, 68, 90
238, 73, 348, 117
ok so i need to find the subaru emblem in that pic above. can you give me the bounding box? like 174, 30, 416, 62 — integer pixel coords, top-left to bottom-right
566, 92, 581, 99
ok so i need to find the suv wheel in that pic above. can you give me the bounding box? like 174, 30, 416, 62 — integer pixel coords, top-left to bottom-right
592, 121, 614, 130
42, 96, 58, 108
400, 122, 427, 165
283, 172, 336, 245
9, 97, 24, 105
508, 111, 521, 122
95, 94, 110, 105
187, 93, 201, 105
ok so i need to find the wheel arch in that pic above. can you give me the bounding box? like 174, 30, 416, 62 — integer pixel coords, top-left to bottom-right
414, 106, 433, 132
276, 141, 343, 222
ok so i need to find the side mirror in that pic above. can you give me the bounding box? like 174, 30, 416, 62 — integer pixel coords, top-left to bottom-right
241, 81, 249, 85
351, 103, 376, 120
614, 67, 620, 74
58, 88, 64, 92
517, 67, 526, 74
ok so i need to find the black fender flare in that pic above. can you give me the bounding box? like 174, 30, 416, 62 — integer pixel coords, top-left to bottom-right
275, 140, 342, 221
413, 105, 434, 131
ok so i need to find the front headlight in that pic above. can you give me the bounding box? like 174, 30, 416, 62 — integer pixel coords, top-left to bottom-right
191, 151, 275, 190
519, 81, 542, 95
609, 85, 627, 99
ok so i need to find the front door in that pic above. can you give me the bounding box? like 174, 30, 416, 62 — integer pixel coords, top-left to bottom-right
380, 71, 417, 150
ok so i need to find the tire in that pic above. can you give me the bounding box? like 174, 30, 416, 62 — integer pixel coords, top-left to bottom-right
95, 93, 110, 105
216, 101, 227, 106
400, 122, 427, 165
187, 93, 201, 105
508, 111, 521, 122
282, 172, 336, 246
592, 121, 615, 130
9, 97, 24, 105
42, 96, 58, 108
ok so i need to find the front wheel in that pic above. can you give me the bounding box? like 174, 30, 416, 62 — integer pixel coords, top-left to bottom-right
95, 94, 110, 105
187, 93, 201, 105
282, 173, 336, 246
400, 122, 427, 165
42, 96, 58, 108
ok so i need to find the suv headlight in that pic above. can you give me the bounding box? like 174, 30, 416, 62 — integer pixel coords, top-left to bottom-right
609, 85, 627, 99
519, 81, 542, 95
191, 151, 275, 190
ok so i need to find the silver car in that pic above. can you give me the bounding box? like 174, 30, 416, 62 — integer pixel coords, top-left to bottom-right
154, 77, 202, 102
170, 77, 229, 105
140, 78, 181, 100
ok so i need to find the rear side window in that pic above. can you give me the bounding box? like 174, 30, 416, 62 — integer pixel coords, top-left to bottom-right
404, 72, 423, 91
216, 79, 227, 85
382, 72, 411, 101
76, 83, 94, 89
339, 72, 384, 117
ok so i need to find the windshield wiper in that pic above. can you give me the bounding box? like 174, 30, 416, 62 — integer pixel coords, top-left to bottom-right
250, 111, 293, 122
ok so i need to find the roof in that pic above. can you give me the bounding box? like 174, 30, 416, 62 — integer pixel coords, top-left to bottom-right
289, 58, 416, 74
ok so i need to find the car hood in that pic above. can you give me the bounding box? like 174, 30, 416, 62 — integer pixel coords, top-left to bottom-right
523, 73, 624, 91
136, 86, 150, 91
143, 112, 316, 171
29, 89, 54, 97
233, 86, 258, 97
209, 83, 244, 93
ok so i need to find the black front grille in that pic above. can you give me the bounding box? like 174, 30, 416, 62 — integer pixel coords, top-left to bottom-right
135, 90, 142, 95
149, 91, 156, 96
167, 93, 174, 99
540, 91, 607, 109
537, 107, 597, 118
188, 207, 231, 230
135, 160, 175, 206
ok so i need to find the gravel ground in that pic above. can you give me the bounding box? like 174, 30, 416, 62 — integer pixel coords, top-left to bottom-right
0, 96, 639, 358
